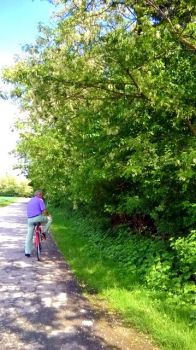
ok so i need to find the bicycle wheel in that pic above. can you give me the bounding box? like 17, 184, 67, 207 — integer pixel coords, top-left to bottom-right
37, 241, 41, 261
35, 224, 42, 261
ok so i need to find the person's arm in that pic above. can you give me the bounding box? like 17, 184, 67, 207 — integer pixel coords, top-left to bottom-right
39, 198, 46, 214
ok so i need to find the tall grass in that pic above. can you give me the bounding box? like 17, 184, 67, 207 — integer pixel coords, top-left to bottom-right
51, 207, 196, 350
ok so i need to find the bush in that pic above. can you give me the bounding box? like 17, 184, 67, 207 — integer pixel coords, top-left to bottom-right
64, 210, 196, 304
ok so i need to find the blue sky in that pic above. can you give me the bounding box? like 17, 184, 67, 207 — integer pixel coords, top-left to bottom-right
0, 0, 55, 60
0, 0, 57, 177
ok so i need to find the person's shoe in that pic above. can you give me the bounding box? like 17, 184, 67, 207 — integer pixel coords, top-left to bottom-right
25, 253, 31, 257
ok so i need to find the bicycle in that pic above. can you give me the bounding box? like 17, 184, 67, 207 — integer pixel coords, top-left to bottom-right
33, 222, 46, 261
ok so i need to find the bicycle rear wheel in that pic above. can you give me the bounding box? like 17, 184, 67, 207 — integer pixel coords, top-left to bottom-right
37, 242, 41, 261
34, 224, 42, 261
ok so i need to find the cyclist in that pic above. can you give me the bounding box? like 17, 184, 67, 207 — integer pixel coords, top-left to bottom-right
25, 190, 52, 257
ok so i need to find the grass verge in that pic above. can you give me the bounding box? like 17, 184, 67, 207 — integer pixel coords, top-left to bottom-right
0, 196, 19, 207
51, 207, 196, 350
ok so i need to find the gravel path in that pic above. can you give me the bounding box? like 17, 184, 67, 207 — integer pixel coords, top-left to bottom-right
0, 199, 158, 350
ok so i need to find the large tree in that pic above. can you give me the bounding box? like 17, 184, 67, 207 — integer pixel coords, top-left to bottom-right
2, 0, 196, 235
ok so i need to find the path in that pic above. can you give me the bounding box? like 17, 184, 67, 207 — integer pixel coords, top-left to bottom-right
0, 199, 158, 350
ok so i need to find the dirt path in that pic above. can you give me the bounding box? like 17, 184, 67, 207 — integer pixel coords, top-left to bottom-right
0, 199, 159, 350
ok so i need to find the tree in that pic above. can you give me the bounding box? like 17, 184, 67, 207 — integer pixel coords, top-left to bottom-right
2, 0, 196, 235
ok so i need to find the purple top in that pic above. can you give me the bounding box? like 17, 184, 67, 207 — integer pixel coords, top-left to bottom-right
27, 196, 46, 218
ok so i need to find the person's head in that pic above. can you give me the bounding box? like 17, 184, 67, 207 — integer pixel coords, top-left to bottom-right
34, 190, 43, 199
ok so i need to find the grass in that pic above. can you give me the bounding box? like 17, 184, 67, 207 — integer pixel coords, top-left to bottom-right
0, 196, 19, 207
51, 207, 196, 350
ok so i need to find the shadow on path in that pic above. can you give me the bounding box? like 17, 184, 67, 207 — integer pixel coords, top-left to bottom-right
0, 200, 158, 350
0, 200, 120, 350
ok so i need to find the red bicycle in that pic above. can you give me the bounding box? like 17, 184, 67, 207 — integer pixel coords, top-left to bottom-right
34, 222, 46, 261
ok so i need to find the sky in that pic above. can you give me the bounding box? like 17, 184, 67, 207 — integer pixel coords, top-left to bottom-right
0, 0, 57, 177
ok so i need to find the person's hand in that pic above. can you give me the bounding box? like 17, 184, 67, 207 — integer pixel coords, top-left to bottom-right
42, 209, 49, 216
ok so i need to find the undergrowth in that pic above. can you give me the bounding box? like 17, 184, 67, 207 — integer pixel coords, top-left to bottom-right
51, 207, 196, 350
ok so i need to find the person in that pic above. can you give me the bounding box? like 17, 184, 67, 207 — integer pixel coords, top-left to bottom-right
25, 190, 52, 257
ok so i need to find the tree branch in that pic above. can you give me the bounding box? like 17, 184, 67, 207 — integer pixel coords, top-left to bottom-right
186, 119, 196, 136
146, 0, 196, 52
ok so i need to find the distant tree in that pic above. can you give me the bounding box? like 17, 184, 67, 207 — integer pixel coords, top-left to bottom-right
0, 175, 32, 197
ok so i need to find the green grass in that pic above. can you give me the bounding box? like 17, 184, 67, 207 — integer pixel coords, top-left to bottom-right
0, 196, 19, 207
51, 208, 196, 350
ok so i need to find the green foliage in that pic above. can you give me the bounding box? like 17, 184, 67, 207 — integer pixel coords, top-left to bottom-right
53, 206, 196, 305
51, 206, 196, 350
0, 176, 32, 197
170, 230, 196, 302
171, 231, 196, 273
2, 0, 196, 236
